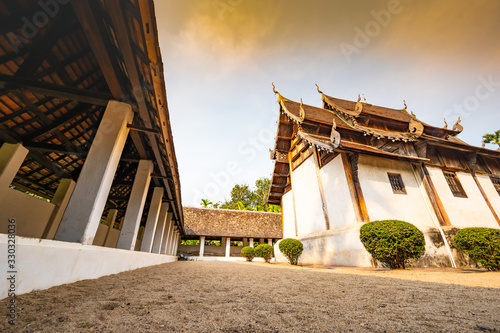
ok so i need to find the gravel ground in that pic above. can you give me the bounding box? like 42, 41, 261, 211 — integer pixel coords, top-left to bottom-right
1, 261, 499, 332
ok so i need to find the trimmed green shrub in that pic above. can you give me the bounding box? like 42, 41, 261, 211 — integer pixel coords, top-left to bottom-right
241, 246, 255, 261
454, 227, 500, 271
279, 238, 304, 265
360, 220, 425, 269
255, 244, 274, 263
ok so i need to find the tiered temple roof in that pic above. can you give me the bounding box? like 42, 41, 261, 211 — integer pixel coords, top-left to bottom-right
267, 85, 500, 205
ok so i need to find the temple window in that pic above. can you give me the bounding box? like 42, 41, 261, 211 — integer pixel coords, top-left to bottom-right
387, 173, 406, 194
443, 172, 468, 198
491, 177, 500, 196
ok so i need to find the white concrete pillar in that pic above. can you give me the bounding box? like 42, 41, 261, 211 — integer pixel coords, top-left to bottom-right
169, 230, 178, 255
140, 187, 164, 253
225, 237, 231, 258
173, 232, 180, 256
0, 143, 29, 201
152, 203, 170, 253
199, 236, 205, 257
116, 159, 153, 250
43, 178, 76, 240
268, 238, 273, 245
249, 238, 254, 247
160, 212, 173, 254
99, 209, 118, 246
55, 101, 133, 244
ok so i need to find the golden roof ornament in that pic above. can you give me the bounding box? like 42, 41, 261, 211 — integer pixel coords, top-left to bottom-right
443, 118, 448, 129
452, 117, 463, 133
409, 111, 424, 137
299, 98, 306, 121
315, 83, 323, 95
482, 138, 486, 148
355, 94, 363, 114
403, 100, 408, 111
272, 82, 287, 103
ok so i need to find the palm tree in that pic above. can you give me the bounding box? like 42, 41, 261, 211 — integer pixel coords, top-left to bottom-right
483, 130, 500, 150
200, 199, 213, 208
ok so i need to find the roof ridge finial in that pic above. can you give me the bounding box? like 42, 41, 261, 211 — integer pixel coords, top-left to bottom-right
357, 94, 361, 103
362, 94, 367, 103
315, 83, 323, 94
443, 118, 448, 129
403, 99, 408, 111
272, 82, 278, 95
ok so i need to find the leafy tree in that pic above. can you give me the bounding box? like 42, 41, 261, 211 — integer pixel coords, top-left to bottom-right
214, 177, 281, 212
483, 130, 500, 149
200, 198, 213, 208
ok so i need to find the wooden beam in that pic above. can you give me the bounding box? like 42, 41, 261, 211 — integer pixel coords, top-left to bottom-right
0, 74, 112, 105
288, 151, 299, 236
127, 124, 160, 135
313, 148, 331, 230
341, 153, 370, 223
413, 164, 451, 226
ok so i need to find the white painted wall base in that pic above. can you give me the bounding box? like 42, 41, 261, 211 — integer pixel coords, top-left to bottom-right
274, 224, 372, 267
185, 256, 266, 262
273, 225, 467, 268
0, 234, 176, 299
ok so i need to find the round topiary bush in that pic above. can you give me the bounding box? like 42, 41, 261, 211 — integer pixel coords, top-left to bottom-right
454, 227, 500, 271
254, 244, 274, 263
241, 246, 255, 261
360, 220, 425, 269
279, 238, 304, 265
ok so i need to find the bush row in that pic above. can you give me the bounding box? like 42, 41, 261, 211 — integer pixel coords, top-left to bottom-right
359, 220, 500, 271
241, 238, 305, 265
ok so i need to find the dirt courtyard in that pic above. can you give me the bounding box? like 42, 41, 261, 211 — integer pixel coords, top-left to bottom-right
1, 261, 499, 332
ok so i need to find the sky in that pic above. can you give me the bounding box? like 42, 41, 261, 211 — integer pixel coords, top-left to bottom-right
154, 0, 500, 207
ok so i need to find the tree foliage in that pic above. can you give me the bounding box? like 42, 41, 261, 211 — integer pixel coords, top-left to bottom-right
215, 177, 281, 212
483, 130, 500, 148
255, 244, 274, 263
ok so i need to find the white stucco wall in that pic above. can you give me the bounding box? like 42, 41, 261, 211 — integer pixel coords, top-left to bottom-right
281, 190, 296, 238
291, 156, 327, 235
320, 155, 357, 228
274, 224, 372, 267
428, 167, 499, 228
477, 175, 500, 225
0, 188, 55, 238
0, 234, 176, 299
358, 155, 437, 228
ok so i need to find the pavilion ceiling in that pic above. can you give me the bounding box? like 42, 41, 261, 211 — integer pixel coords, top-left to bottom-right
0, 0, 183, 232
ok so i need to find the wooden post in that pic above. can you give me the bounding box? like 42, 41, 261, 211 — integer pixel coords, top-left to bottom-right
288, 152, 299, 236
341, 153, 370, 223
412, 164, 451, 226
313, 148, 331, 230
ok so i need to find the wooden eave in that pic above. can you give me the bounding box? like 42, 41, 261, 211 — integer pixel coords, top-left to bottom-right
0, 0, 183, 233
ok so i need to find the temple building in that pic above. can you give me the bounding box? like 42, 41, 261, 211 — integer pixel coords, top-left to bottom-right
178, 207, 282, 260
267, 84, 500, 268
0, 0, 183, 297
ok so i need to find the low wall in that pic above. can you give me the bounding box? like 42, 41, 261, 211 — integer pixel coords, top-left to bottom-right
273, 224, 467, 268
0, 234, 177, 299
178, 245, 246, 257
0, 188, 55, 238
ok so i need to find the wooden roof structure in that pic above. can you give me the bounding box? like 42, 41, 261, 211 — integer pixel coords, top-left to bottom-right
0, 0, 183, 232
183, 207, 282, 239
267, 84, 500, 205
